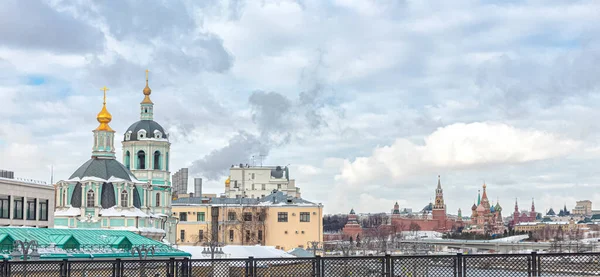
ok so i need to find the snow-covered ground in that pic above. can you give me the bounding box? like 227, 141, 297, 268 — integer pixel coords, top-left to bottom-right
178, 245, 294, 259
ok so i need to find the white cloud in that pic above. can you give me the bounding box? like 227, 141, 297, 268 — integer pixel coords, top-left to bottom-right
337, 122, 581, 186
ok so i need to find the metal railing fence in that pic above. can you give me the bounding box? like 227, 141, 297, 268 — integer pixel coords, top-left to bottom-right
2, 252, 600, 276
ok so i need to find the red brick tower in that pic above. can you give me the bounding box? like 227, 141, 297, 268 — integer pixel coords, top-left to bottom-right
342, 208, 362, 238
432, 175, 447, 231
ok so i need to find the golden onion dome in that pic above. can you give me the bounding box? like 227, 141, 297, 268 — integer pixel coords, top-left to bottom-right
225, 177, 231, 185
141, 69, 153, 104
95, 86, 114, 132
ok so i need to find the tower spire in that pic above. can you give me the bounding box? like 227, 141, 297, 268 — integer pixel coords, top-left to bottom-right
140, 70, 154, 120
95, 86, 113, 132
92, 86, 116, 158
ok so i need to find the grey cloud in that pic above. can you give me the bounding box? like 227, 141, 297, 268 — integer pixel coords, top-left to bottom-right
189, 131, 269, 180
249, 90, 292, 135
190, 80, 338, 180
90, 0, 194, 41
0, 0, 105, 53
476, 44, 600, 109
152, 34, 234, 74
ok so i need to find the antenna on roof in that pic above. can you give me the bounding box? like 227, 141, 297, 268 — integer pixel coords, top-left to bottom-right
251, 155, 255, 167
259, 154, 265, 167
50, 165, 54, 184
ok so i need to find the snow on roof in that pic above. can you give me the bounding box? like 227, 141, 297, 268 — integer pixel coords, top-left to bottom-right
179, 245, 294, 259
66, 175, 145, 184
100, 206, 149, 218
55, 205, 82, 217
108, 226, 166, 234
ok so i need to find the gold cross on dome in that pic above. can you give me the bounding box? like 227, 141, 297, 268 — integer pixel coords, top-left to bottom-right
101, 86, 109, 104
145, 69, 149, 81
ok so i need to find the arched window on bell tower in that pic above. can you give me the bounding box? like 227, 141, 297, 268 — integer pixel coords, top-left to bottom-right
86, 189, 95, 207
156, 192, 161, 207
121, 190, 129, 207
125, 151, 131, 169
137, 150, 146, 169
154, 151, 161, 170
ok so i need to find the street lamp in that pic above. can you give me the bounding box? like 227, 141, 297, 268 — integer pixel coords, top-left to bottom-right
131, 245, 155, 277
11, 240, 40, 261
200, 242, 226, 259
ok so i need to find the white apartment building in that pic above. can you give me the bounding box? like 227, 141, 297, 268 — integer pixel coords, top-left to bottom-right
224, 165, 301, 199
0, 173, 54, 228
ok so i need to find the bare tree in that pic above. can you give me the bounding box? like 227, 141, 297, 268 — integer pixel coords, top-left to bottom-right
231, 206, 268, 245
409, 222, 421, 237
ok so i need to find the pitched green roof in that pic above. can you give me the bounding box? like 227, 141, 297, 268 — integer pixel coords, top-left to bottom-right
0, 227, 189, 260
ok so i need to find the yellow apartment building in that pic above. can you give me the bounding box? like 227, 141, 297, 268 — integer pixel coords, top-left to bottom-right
514, 219, 579, 232
172, 191, 323, 251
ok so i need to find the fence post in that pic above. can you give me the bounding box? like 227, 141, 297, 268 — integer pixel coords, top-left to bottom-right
181, 258, 189, 277
1, 258, 6, 277
168, 258, 175, 277
245, 256, 254, 277
531, 252, 537, 277
313, 255, 319, 277
385, 254, 392, 277
114, 258, 121, 277
60, 259, 69, 277
455, 253, 462, 277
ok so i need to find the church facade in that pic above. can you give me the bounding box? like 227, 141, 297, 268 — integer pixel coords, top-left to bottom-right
54, 72, 176, 242
463, 183, 505, 235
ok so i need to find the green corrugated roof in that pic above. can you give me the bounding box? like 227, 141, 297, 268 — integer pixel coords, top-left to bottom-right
0, 227, 189, 260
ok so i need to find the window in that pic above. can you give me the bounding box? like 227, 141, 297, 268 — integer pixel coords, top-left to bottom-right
62, 190, 67, 206
261, 184, 265, 190
228, 212, 236, 221
243, 212, 252, 222
277, 212, 288, 222
0, 196, 9, 219
258, 230, 263, 242
138, 130, 146, 139
121, 190, 128, 207
27, 199, 36, 220
125, 151, 131, 169
245, 230, 251, 242
156, 193, 160, 207
251, 173, 255, 179
229, 230, 234, 241
258, 212, 266, 222
87, 190, 95, 207
180, 230, 185, 242
137, 150, 146, 169
197, 212, 205, 222
39, 199, 48, 221
233, 180, 238, 188
251, 184, 255, 190
166, 152, 169, 171
153, 151, 161, 170
13, 197, 23, 219
155, 131, 161, 139
277, 184, 281, 189
198, 230, 204, 241
300, 212, 310, 222
180, 212, 187, 221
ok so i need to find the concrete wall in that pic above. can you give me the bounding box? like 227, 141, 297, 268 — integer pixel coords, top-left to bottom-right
0, 178, 55, 227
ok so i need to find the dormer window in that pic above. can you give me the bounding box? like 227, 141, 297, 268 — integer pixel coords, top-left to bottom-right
125, 131, 132, 141
138, 130, 147, 139
154, 130, 162, 139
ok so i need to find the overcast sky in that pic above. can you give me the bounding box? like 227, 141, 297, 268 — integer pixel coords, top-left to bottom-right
1, 0, 600, 215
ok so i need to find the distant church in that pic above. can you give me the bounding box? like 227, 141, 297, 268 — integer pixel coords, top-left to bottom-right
54, 71, 177, 242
